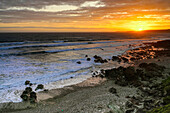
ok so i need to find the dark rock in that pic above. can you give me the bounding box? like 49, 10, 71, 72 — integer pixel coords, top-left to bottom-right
163, 96, 170, 105
100, 69, 105, 74
104, 59, 108, 63
93, 55, 99, 59
136, 69, 146, 81
20, 91, 29, 101
35, 84, 44, 91
29, 83, 33, 86
124, 66, 138, 81
112, 56, 119, 61
44, 89, 48, 92
25, 87, 32, 93
125, 109, 134, 113
112, 56, 121, 62
99, 74, 104, 78
105, 66, 125, 79
136, 109, 146, 113
77, 61, 81, 64
139, 63, 148, 68
25, 80, 30, 85
125, 101, 133, 108
143, 99, 154, 110
87, 58, 91, 61
121, 57, 129, 63
130, 57, 136, 61
20, 94, 29, 101
109, 87, 117, 94
30, 91, 37, 103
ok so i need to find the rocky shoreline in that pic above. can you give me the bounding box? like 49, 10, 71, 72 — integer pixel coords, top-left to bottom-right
0, 40, 170, 113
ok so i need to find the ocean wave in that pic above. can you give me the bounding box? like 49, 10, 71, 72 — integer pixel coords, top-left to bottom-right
0, 45, 116, 56
0, 41, 115, 50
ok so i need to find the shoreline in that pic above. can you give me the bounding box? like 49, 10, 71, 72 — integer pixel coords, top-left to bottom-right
0, 39, 170, 113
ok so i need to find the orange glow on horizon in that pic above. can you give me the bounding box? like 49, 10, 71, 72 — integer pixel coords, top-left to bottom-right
0, 1, 170, 32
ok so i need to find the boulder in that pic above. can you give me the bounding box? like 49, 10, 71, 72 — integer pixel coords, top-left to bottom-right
25, 87, 32, 93
25, 80, 30, 85
20, 91, 29, 101
77, 61, 81, 64
29, 83, 33, 86
35, 84, 44, 91
121, 57, 129, 63
30, 91, 37, 103
87, 58, 91, 61
112, 56, 121, 62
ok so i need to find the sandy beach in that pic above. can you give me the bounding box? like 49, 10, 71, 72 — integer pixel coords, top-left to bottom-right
0, 40, 170, 113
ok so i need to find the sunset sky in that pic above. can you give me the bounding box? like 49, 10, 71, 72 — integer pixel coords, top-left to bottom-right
0, 0, 170, 32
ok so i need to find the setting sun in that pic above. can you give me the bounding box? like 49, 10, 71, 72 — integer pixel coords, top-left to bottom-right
137, 28, 143, 31
123, 21, 150, 32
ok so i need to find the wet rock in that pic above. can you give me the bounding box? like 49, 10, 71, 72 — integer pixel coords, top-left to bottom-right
25, 80, 30, 85
109, 87, 117, 94
112, 56, 119, 61
100, 69, 105, 74
94, 55, 108, 63
20, 91, 29, 101
130, 57, 136, 61
94, 55, 103, 63
121, 57, 129, 63
77, 61, 81, 64
25, 87, 32, 93
29, 83, 33, 86
30, 91, 37, 103
20, 94, 29, 101
87, 58, 91, 61
112, 56, 121, 62
44, 89, 48, 92
35, 84, 44, 91
93, 55, 99, 59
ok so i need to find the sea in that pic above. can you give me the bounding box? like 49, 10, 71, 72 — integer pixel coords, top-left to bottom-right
0, 32, 169, 103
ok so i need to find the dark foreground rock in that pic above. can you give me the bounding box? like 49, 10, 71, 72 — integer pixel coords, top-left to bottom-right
35, 84, 44, 91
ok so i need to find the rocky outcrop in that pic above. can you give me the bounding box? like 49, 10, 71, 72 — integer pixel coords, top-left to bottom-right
20, 81, 44, 103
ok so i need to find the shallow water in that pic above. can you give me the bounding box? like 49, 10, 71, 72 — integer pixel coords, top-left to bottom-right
0, 32, 169, 103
